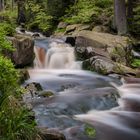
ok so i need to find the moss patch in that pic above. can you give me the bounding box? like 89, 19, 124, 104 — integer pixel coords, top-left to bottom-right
131, 58, 140, 68
84, 124, 96, 138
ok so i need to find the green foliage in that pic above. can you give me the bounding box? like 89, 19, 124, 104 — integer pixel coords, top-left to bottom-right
0, 9, 17, 25
0, 29, 14, 53
0, 96, 37, 140
131, 58, 140, 68
26, 1, 53, 32
0, 22, 15, 36
62, 0, 113, 24
84, 124, 96, 138
0, 27, 37, 140
131, 5, 140, 35
0, 56, 19, 95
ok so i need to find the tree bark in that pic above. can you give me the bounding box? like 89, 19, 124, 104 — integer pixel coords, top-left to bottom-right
11, 0, 14, 11
0, 0, 4, 11
114, 0, 127, 35
127, 0, 133, 25
17, 0, 26, 24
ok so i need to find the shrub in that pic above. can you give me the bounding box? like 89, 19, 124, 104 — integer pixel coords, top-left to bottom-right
0, 22, 15, 36
0, 95, 37, 140
0, 26, 37, 140
0, 56, 19, 95
61, 0, 113, 24
26, 1, 53, 32
0, 9, 17, 28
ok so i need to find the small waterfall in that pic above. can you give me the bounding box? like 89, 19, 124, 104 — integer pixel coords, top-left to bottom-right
34, 40, 81, 69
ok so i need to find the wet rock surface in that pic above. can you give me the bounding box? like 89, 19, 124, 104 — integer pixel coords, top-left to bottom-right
6, 34, 34, 67
23, 69, 121, 140
38, 127, 66, 140
72, 30, 135, 75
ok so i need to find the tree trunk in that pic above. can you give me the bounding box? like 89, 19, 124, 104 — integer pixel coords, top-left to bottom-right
0, 0, 4, 11
127, 0, 133, 25
114, 0, 127, 35
17, 0, 26, 25
11, 0, 14, 11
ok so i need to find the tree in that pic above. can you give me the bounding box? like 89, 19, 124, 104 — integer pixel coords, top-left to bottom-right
114, 0, 127, 35
16, 0, 26, 24
0, 0, 5, 11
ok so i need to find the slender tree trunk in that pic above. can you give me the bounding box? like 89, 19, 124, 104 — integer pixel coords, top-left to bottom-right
127, 0, 133, 25
11, 0, 14, 11
0, 0, 2, 11
17, 0, 26, 24
114, 0, 127, 35
0, 0, 4, 11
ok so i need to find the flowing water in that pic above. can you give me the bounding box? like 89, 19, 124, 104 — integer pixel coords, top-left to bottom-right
24, 38, 140, 140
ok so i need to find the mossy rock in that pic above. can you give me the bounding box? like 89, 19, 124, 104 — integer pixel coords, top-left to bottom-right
25, 82, 43, 92
18, 69, 30, 84
38, 91, 54, 98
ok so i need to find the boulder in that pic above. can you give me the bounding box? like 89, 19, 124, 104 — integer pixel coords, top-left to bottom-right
6, 35, 35, 67
65, 24, 91, 35
83, 56, 136, 75
57, 22, 68, 29
74, 31, 132, 65
65, 24, 81, 34
25, 82, 43, 97
75, 30, 129, 48
92, 25, 109, 33
75, 46, 109, 60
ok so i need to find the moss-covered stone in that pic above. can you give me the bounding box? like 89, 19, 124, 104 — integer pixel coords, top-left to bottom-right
38, 91, 54, 98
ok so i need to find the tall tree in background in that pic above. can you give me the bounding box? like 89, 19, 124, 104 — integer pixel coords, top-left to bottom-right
0, 0, 5, 11
114, 0, 127, 35
16, 0, 26, 24
11, 0, 15, 11
127, 0, 133, 25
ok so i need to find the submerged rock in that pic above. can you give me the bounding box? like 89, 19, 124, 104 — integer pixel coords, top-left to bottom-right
38, 127, 66, 140
38, 91, 54, 98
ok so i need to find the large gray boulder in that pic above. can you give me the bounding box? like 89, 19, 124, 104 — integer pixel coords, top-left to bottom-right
74, 31, 132, 65
6, 35, 34, 67
83, 56, 136, 75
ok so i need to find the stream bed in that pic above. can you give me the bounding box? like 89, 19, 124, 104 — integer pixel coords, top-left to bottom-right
23, 38, 140, 140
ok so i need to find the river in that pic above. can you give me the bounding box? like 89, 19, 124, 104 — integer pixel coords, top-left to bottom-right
24, 37, 140, 140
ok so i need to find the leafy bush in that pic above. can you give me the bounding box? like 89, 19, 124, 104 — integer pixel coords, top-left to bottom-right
0, 95, 37, 140
26, 1, 53, 32
131, 5, 140, 35
0, 22, 15, 36
0, 56, 19, 95
0, 9, 17, 26
0, 26, 37, 140
62, 0, 113, 24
